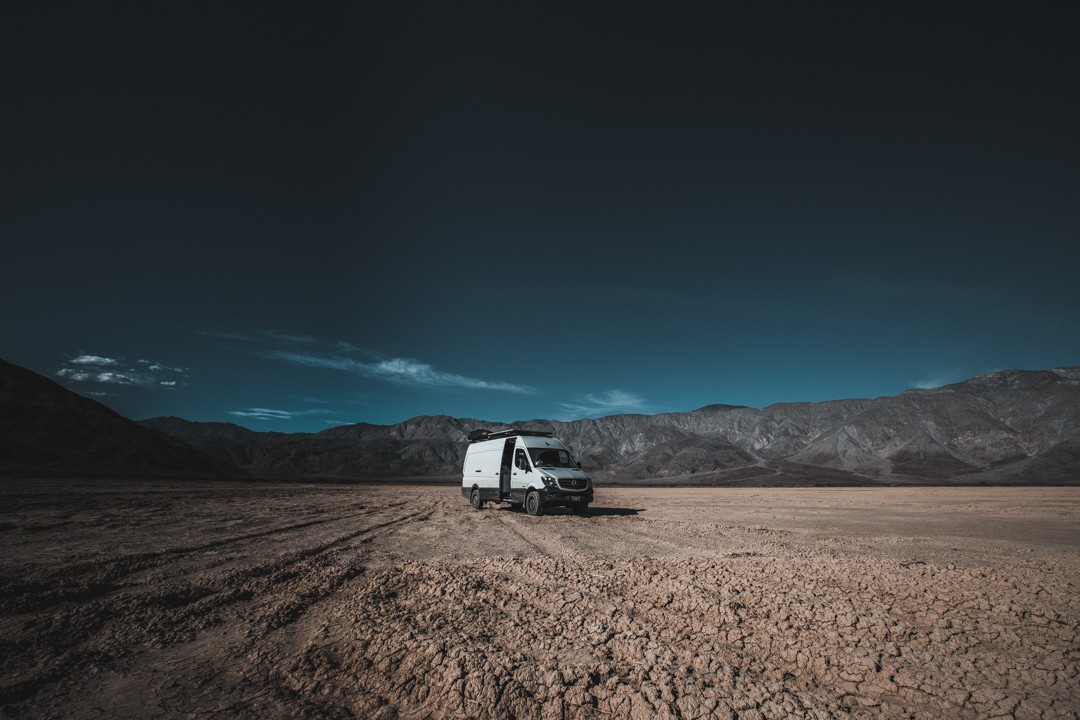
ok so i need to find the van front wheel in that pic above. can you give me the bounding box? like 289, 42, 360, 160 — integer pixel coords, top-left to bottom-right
470, 488, 484, 510
525, 490, 543, 516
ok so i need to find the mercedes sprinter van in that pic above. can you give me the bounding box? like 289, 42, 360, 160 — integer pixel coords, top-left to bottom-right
461, 429, 593, 516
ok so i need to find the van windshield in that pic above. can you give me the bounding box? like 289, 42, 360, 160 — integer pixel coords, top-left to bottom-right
529, 448, 577, 468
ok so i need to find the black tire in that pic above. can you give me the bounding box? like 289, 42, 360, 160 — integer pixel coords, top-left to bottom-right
525, 490, 543, 516
571, 503, 589, 516
470, 488, 484, 510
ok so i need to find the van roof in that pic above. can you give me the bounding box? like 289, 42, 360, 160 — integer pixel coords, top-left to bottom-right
467, 428, 553, 443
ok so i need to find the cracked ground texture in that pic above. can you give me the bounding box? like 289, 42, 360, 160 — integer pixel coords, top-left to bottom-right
1, 481, 1077, 719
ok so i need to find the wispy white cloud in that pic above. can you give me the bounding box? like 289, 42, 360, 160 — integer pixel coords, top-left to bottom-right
58, 368, 141, 385
911, 372, 963, 390
557, 390, 647, 419
199, 327, 535, 394
70, 354, 120, 366
227, 407, 335, 421
57, 353, 187, 388
271, 351, 536, 394
97, 371, 139, 385
197, 328, 324, 346
261, 330, 318, 344
138, 359, 185, 373
228, 408, 293, 421
913, 367, 1003, 390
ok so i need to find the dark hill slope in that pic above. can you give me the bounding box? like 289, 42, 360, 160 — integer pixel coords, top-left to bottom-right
0, 359, 244, 478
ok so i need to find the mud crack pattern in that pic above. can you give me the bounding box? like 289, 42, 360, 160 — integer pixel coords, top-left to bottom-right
1, 481, 1077, 719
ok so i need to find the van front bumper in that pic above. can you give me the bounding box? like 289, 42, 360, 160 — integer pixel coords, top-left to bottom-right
539, 485, 593, 508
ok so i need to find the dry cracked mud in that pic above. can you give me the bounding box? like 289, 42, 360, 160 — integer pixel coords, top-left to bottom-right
1, 480, 1078, 719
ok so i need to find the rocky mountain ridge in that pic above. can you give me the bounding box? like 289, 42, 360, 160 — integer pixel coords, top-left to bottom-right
143, 367, 1080, 484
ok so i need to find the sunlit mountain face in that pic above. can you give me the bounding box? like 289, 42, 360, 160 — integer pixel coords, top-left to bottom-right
138, 367, 1080, 485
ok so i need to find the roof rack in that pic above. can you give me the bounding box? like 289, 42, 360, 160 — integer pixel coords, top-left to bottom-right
467, 428, 554, 443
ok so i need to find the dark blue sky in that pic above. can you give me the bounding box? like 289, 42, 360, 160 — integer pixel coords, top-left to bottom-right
4, 2, 1079, 431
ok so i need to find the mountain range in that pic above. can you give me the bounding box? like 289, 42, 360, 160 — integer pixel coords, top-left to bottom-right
143, 366, 1080, 485
2, 357, 1077, 484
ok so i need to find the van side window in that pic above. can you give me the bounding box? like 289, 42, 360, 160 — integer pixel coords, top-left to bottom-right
515, 449, 529, 470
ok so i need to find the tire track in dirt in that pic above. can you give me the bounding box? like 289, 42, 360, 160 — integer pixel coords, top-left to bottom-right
242, 506, 437, 632
292, 557, 773, 719
0, 505, 437, 712
492, 507, 691, 560
285, 499, 761, 718
280, 504, 1080, 720
0, 505, 393, 612
132, 503, 443, 719
3, 484, 1078, 719
493, 512, 564, 558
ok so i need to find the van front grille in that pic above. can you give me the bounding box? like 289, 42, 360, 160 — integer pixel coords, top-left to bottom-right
559, 478, 587, 490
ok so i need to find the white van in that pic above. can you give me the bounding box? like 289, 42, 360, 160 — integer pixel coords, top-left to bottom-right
461, 429, 593, 516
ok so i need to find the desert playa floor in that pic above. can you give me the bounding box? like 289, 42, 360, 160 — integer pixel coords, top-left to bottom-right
1, 481, 1077, 719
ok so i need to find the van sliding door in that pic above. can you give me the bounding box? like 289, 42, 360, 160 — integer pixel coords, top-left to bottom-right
499, 438, 515, 497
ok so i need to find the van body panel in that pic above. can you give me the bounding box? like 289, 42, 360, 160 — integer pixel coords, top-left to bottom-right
461, 438, 506, 504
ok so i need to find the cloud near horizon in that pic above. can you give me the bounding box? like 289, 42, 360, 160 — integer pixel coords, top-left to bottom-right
227, 407, 335, 421
911, 372, 963, 390
271, 351, 536, 394
557, 389, 648, 419
57, 353, 187, 388
200, 328, 533, 395
70, 354, 121, 366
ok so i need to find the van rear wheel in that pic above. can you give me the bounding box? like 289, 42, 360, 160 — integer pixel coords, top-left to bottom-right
525, 490, 543, 516
470, 488, 484, 510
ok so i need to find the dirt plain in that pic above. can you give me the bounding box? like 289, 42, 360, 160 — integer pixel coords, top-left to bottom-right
1, 481, 1077, 719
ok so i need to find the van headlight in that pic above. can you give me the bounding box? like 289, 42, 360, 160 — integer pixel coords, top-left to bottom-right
542, 475, 556, 487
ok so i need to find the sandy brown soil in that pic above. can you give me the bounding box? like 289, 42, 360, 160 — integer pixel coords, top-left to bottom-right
1, 481, 1078, 719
